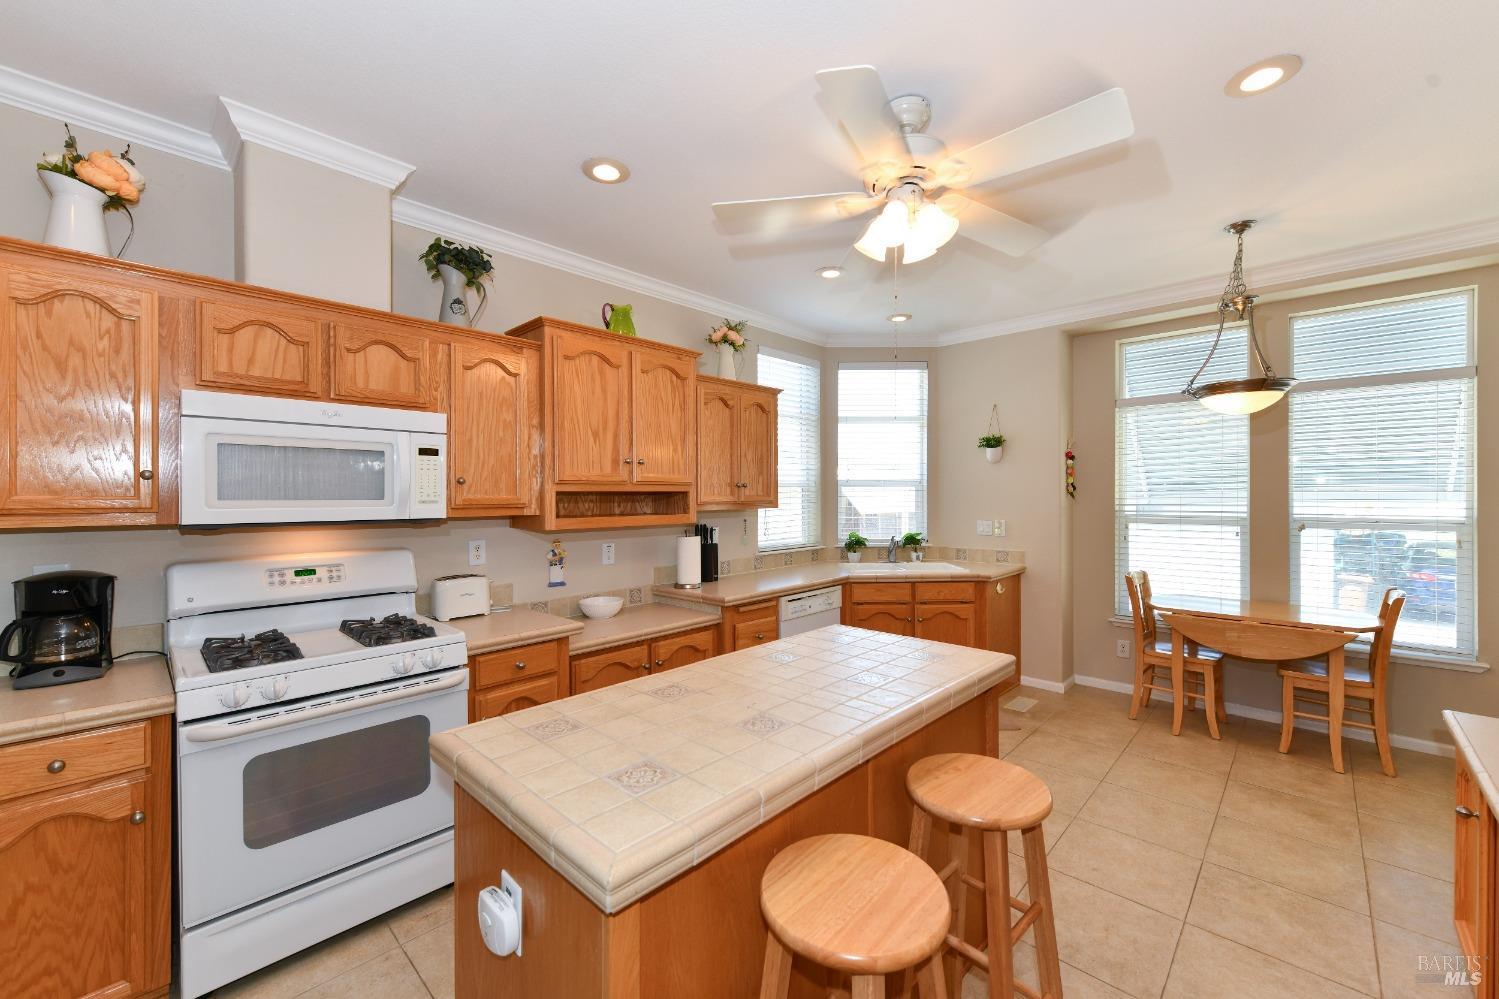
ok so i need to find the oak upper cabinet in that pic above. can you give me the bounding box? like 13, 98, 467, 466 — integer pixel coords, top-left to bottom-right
0, 264, 157, 515
632, 350, 694, 484
695, 376, 780, 511
449, 336, 542, 515
330, 320, 440, 410
196, 297, 324, 398
549, 327, 632, 485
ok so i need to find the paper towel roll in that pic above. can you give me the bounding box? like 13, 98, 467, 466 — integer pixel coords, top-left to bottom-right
676, 536, 703, 587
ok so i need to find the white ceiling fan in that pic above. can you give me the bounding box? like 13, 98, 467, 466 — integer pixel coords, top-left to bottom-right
712, 66, 1135, 264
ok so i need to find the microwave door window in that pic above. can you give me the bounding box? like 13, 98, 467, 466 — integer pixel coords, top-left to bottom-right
214, 441, 392, 505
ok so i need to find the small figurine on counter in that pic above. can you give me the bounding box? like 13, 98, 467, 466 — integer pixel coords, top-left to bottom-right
547, 539, 568, 588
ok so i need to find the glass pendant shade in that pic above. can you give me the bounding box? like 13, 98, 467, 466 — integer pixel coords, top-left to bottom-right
901, 203, 960, 264
855, 199, 917, 262
1189, 377, 1296, 414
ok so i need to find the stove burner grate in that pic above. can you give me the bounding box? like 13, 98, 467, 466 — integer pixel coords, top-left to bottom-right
339, 613, 437, 648
201, 629, 304, 672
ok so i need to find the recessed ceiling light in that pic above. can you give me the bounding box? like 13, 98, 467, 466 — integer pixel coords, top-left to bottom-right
888, 312, 912, 323
582, 158, 630, 184
1225, 55, 1302, 97
817, 266, 843, 279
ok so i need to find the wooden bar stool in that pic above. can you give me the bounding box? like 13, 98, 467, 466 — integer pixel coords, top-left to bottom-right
907, 754, 1061, 999
759, 833, 950, 999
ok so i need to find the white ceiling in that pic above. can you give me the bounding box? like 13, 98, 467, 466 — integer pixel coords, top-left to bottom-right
4, 0, 1499, 345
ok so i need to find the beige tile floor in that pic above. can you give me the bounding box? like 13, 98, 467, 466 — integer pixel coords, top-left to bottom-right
198, 685, 1468, 999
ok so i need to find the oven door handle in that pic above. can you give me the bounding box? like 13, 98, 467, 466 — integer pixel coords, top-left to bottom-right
181, 670, 468, 743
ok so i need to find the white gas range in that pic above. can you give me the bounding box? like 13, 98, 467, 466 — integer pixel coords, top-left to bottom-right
166, 549, 468, 999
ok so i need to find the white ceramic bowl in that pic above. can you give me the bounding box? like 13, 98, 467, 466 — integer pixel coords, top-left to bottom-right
578, 596, 624, 620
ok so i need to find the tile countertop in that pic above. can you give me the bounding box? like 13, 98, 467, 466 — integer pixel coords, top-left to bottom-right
1445, 710, 1499, 812
569, 603, 721, 655
449, 603, 720, 658
0, 654, 175, 747
654, 560, 1025, 607
430, 625, 1015, 914
448, 607, 584, 655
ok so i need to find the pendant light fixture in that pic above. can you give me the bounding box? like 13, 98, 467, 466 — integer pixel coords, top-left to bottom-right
1183, 220, 1295, 415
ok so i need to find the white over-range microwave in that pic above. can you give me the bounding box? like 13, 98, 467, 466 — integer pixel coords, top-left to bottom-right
179, 390, 446, 525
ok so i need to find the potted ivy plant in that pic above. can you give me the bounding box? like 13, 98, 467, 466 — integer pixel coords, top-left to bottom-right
899, 532, 927, 562
419, 238, 493, 327
843, 531, 869, 563
978, 432, 1006, 464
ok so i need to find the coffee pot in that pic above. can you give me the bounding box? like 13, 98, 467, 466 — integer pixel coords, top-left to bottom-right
0, 570, 116, 689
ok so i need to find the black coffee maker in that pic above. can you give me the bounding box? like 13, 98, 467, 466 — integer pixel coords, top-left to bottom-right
0, 571, 116, 689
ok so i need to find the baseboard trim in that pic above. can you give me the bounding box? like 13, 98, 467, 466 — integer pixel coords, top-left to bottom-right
1019, 676, 1074, 695
1070, 674, 1454, 759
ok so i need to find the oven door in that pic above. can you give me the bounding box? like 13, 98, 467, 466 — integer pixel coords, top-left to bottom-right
179, 415, 413, 525
176, 668, 468, 927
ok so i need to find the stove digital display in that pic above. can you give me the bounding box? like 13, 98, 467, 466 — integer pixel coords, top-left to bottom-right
293, 568, 316, 577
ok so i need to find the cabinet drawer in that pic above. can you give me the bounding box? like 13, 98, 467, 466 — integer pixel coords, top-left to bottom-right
471, 639, 563, 689
733, 619, 778, 649
572, 642, 651, 694
472, 673, 561, 722
850, 582, 912, 604
0, 721, 148, 803
913, 582, 976, 603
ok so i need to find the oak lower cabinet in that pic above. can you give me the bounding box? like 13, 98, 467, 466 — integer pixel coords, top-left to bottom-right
695, 376, 781, 510
1454, 750, 1496, 996
650, 626, 717, 672
571, 627, 720, 693
850, 602, 913, 636
845, 576, 1022, 667
469, 638, 568, 722
719, 598, 780, 653
448, 336, 543, 516
0, 715, 173, 999
0, 262, 158, 517
195, 296, 325, 398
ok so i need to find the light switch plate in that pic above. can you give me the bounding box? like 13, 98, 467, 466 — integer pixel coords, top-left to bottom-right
602, 543, 615, 566
994, 520, 1007, 538
468, 540, 486, 566
977, 520, 994, 536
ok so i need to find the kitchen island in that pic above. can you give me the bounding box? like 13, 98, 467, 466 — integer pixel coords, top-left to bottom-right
430, 624, 1016, 998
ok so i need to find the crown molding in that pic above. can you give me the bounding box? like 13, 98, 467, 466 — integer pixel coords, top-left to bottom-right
391, 198, 824, 345
212, 97, 414, 190
0, 64, 224, 166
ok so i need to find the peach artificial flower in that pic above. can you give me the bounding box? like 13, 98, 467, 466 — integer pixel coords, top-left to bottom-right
73, 158, 121, 194
86, 150, 129, 183
115, 180, 140, 203
728, 330, 744, 346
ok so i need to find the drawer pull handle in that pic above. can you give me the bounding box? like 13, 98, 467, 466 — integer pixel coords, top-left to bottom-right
996, 582, 1005, 594
514, 661, 526, 670
139, 469, 154, 481
47, 759, 66, 774
456, 476, 467, 485
130, 810, 146, 825
1456, 805, 1479, 819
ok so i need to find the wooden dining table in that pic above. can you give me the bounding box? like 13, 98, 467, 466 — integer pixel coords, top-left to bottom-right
1148, 595, 1384, 772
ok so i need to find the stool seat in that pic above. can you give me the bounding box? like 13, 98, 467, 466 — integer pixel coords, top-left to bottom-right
760, 833, 950, 976
907, 753, 1053, 831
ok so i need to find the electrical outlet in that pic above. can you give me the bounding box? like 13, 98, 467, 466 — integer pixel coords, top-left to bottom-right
468, 540, 486, 566
976, 520, 993, 536
994, 519, 1007, 538
742, 517, 749, 540
1115, 639, 1131, 659
601, 542, 615, 566
31, 563, 70, 575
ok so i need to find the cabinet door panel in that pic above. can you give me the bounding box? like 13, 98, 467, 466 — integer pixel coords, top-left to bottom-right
472, 674, 561, 722
850, 603, 913, 637
1453, 752, 1495, 993
652, 627, 717, 672
572, 642, 650, 693
330, 321, 437, 409
552, 331, 631, 484
914, 602, 976, 647
992, 576, 1021, 659
450, 340, 533, 510
736, 390, 776, 505
197, 299, 323, 397
632, 350, 694, 484
0, 267, 156, 512
697, 385, 738, 505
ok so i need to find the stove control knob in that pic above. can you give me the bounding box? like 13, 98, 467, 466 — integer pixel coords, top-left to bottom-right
394, 652, 418, 676
260, 676, 290, 702
219, 684, 251, 710
421, 648, 445, 670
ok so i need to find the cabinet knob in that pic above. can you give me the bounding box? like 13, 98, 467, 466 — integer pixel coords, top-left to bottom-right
916, 617, 924, 623
754, 633, 765, 640
906, 617, 913, 622
456, 476, 467, 485
130, 810, 146, 825
623, 458, 635, 465
636, 458, 646, 466
1457, 805, 1479, 819
139, 469, 154, 481
654, 659, 664, 667
47, 759, 65, 774
642, 662, 652, 671
514, 661, 525, 671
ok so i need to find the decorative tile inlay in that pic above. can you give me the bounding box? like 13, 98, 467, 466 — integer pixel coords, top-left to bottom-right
905, 650, 934, 661
769, 652, 797, 663
955, 548, 970, 561
647, 683, 692, 701
810, 550, 822, 562
739, 713, 789, 735
526, 717, 584, 741
607, 759, 677, 794
628, 587, 644, 605
850, 671, 889, 686
719, 560, 731, 576
781, 553, 794, 565
753, 556, 765, 570
529, 601, 550, 613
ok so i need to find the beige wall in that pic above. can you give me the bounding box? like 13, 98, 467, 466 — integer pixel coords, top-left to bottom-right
234, 142, 393, 308
1070, 264, 1499, 747
0, 103, 233, 278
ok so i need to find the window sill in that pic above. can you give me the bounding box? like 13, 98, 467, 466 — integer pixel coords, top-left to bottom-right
1106, 615, 1489, 673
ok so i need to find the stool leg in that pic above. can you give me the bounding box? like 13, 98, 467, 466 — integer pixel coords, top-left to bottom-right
758, 933, 794, 999
1021, 825, 1063, 999
909, 802, 933, 859
946, 825, 969, 999
982, 831, 1013, 999
852, 975, 887, 999
916, 953, 949, 999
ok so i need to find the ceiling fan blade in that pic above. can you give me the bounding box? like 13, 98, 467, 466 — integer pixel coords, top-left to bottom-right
938, 193, 1049, 256
940, 88, 1134, 188
815, 65, 913, 174
712, 192, 882, 235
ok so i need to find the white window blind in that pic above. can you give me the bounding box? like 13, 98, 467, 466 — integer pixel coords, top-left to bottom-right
1289, 291, 1476, 656
758, 351, 821, 550
1115, 327, 1250, 615
837, 363, 927, 542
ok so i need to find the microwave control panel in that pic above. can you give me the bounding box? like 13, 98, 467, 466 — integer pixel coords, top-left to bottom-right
415, 445, 444, 506
265, 562, 346, 589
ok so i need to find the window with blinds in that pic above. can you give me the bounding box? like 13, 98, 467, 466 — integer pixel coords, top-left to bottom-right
1289, 290, 1476, 656
1115, 327, 1250, 615
837, 363, 927, 541
757, 351, 821, 550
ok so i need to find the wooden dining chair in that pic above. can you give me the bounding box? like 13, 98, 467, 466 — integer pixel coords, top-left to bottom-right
1278, 588, 1406, 777
1124, 571, 1225, 726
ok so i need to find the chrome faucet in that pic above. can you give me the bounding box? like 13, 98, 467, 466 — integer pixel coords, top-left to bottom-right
887, 536, 898, 562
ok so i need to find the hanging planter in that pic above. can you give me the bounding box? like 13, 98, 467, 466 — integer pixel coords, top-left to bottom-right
979, 405, 1006, 463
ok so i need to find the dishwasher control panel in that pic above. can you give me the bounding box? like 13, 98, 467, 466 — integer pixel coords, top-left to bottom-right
779, 586, 844, 620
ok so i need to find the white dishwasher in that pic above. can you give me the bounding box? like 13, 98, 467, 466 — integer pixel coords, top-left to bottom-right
779, 586, 844, 636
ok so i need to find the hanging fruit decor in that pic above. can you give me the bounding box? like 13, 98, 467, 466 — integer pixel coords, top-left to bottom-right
1065, 447, 1077, 498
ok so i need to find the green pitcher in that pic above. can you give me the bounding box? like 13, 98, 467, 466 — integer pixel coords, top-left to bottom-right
601, 303, 636, 337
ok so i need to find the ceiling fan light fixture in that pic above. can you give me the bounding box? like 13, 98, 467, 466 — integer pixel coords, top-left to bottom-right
853, 224, 890, 262
1187, 377, 1297, 415
1225, 55, 1302, 97
582, 157, 630, 183
901, 202, 960, 263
